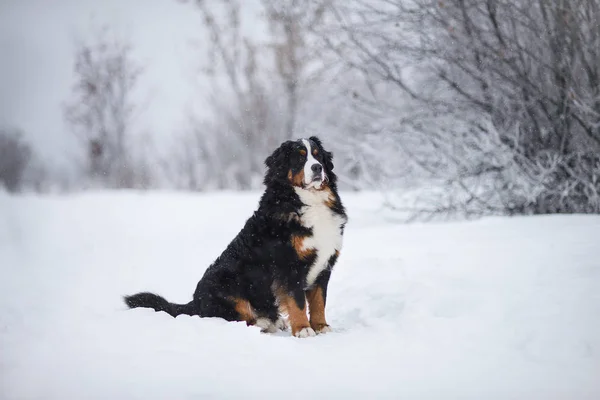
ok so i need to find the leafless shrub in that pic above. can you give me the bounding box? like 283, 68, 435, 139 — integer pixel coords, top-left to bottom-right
322, 0, 600, 217
0, 127, 32, 193
64, 26, 151, 189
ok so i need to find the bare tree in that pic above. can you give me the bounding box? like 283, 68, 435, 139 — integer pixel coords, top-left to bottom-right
262, 0, 329, 138
64, 27, 145, 189
170, 0, 331, 190
321, 0, 600, 216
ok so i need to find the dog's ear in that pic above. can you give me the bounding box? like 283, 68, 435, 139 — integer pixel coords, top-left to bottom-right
310, 136, 334, 171
265, 141, 293, 169
264, 141, 295, 186
309, 136, 323, 148
323, 149, 334, 172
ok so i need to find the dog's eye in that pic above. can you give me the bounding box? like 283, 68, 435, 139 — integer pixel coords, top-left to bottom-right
313, 149, 318, 156
299, 149, 306, 156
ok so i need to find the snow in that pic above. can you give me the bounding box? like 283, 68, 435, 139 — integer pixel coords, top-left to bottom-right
1, 191, 599, 399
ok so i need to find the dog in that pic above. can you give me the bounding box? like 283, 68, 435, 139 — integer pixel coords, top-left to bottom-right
124, 137, 347, 338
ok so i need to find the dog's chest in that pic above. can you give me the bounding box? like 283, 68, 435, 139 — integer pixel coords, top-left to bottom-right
295, 190, 346, 288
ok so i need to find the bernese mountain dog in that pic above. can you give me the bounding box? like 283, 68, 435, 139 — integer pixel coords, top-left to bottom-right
124, 136, 347, 338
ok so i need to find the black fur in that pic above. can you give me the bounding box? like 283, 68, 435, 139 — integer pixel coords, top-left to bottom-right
124, 136, 347, 329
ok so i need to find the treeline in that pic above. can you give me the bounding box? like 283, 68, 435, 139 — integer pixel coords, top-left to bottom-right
2, 0, 599, 217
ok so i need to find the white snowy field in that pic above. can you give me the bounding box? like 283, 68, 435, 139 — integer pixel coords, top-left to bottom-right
1, 191, 599, 400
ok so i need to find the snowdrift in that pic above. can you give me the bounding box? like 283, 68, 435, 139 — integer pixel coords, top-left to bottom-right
1, 191, 599, 399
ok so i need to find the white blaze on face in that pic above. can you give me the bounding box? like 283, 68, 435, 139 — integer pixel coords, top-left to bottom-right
302, 139, 325, 188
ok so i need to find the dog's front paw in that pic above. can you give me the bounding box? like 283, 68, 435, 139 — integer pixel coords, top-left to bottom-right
310, 322, 331, 334
255, 318, 278, 333
315, 324, 332, 334
275, 317, 289, 331
293, 327, 316, 338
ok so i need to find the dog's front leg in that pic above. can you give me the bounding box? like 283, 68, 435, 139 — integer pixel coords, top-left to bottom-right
306, 268, 332, 334
277, 288, 315, 338
307, 251, 339, 334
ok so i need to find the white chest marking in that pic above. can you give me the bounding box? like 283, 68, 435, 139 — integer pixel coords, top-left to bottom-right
294, 187, 346, 288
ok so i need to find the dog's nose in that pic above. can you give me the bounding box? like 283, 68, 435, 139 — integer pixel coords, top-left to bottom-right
311, 164, 322, 174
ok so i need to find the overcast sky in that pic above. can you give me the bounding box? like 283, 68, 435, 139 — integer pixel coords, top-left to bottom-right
0, 0, 249, 167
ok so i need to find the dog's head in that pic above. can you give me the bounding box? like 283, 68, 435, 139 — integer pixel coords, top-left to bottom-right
264, 136, 335, 190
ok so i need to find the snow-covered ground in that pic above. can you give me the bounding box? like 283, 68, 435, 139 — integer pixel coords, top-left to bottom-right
1, 191, 599, 399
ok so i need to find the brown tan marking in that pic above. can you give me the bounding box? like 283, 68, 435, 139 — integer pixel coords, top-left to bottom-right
306, 286, 328, 332
275, 288, 310, 336
229, 297, 257, 326
288, 169, 305, 187
320, 186, 337, 208
291, 234, 316, 260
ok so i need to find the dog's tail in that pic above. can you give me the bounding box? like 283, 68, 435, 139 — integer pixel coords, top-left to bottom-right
124, 292, 198, 317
